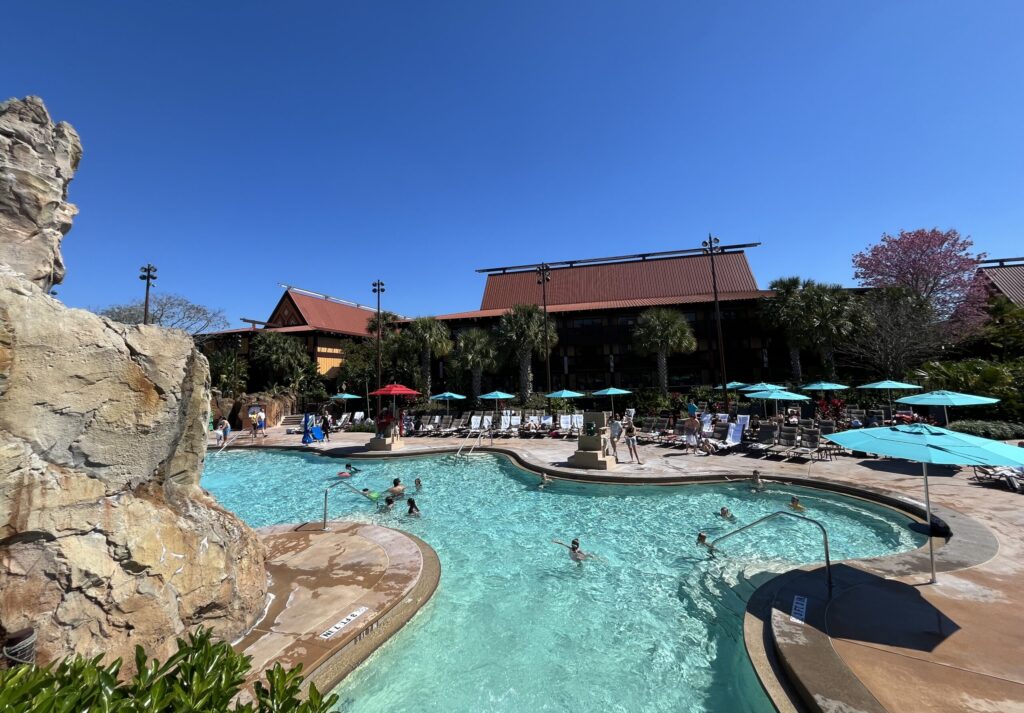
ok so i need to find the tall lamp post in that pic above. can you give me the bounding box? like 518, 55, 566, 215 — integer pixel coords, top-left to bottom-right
372, 280, 385, 417
536, 263, 552, 395
701, 235, 729, 413
139, 264, 157, 325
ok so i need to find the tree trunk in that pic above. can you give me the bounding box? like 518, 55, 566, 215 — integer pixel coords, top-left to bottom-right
420, 347, 431, 396
788, 345, 802, 383
518, 352, 532, 404
821, 345, 836, 380
471, 367, 482, 404
657, 351, 668, 395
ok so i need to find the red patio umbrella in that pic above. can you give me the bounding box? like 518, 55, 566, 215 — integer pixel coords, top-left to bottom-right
369, 384, 420, 397
368, 384, 420, 433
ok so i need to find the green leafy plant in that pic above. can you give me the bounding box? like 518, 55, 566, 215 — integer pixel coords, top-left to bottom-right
0, 628, 338, 713
947, 420, 1024, 440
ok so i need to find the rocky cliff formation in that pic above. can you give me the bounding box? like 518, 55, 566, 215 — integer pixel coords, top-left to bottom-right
0, 97, 267, 670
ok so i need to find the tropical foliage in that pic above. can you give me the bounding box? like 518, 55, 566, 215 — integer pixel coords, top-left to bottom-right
947, 420, 1024, 440
249, 332, 326, 400
632, 308, 696, 395
761, 277, 811, 382
0, 628, 337, 713
496, 304, 558, 403
405, 317, 452, 396
450, 328, 497, 403
207, 346, 248, 396
913, 357, 1024, 421
761, 278, 854, 381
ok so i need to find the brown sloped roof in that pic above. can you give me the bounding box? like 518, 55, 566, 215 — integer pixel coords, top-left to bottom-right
436, 289, 769, 321
479, 251, 760, 310
270, 290, 374, 336
981, 264, 1024, 307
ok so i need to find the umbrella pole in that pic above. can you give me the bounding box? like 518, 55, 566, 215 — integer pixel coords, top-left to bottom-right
922, 462, 937, 584
611, 395, 615, 415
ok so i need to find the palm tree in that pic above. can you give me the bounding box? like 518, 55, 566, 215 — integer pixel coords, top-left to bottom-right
762, 277, 813, 383
802, 282, 854, 379
496, 304, 558, 403
451, 328, 497, 403
406, 317, 452, 396
632, 308, 697, 395
366, 310, 401, 342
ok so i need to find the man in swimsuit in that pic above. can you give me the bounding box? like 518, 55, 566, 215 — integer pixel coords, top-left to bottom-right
387, 478, 406, 498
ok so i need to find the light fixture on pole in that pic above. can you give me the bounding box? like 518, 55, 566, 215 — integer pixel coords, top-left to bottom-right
372, 280, 385, 417
536, 263, 553, 395
139, 264, 158, 325
701, 235, 729, 413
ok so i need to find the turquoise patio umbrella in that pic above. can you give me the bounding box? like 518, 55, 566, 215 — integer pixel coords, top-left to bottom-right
592, 386, 632, 414
896, 390, 999, 426
479, 391, 515, 400
825, 424, 1024, 583
746, 388, 810, 417
740, 382, 783, 392
800, 381, 848, 391
330, 392, 361, 412
546, 389, 585, 399
859, 380, 922, 418
429, 391, 466, 415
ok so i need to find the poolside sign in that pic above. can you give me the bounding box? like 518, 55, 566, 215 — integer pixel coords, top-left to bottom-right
319, 606, 369, 640
790, 595, 807, 624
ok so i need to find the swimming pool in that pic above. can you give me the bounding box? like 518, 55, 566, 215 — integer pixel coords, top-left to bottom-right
203, 450, 925, 713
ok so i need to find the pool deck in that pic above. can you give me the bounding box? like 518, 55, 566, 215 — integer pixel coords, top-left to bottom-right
218, 428, 1024, 713
234, 521, 439, 698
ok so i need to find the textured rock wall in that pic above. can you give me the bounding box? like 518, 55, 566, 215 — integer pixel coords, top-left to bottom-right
0, 97, 267, 670
0, 96, 81, 291
211, 392, 296, 430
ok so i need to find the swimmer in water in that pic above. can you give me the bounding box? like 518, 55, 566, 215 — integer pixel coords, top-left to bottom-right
789, 495, 805, 512
751, 469, 766, 492
719, 506, 735, 521
382, 496, 395, 512
553, 538, 596, 564
414, 477, 422, 492
387, 478, 406, 498
538, 473, 552, 490
346, 463, 361, 474
352, 486, 379, 502
696, 532, 715, 554
407, 498, 421, 517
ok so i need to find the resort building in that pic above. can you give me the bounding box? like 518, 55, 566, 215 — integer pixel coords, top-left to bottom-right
978, 256, 1024, 307
204, 247, 794, 391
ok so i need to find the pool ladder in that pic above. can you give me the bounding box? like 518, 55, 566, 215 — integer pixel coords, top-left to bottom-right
711, 511, 833, 599
456, 429, 488, 457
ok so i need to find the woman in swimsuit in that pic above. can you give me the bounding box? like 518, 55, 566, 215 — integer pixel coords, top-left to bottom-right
622, 419, 643, 465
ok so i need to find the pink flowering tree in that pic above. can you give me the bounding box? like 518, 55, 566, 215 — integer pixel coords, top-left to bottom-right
852, 228, 987, 331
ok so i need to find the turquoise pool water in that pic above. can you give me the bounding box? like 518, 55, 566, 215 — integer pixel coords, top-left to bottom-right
202, 450, 925, 713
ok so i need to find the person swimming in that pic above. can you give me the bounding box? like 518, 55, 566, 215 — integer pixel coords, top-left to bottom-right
407, 498, 421, 517
553, 538, 595, 564
789, 495, 806, 511
719, 506, 735, 521
346, 463, 361, 474
387, 478, 406, 498
382, 496, 395, 512
538, 473, 552, 490
751, 469, 766, 492
414, 477, 423, 491
696, 532, 715, 554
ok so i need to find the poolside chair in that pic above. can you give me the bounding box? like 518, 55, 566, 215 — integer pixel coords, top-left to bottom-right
790, 430, 826, 461
509, 414, 522, 437
351, 411, 365, 425
773, 426, 799, 459
558, 414, 573, 438
746, 424, 777, 455
700, 413, 713, 435
716, 422, 744, 454
798, 418, 814, 430
736, 414, 750, 434
639, 418, 667, 444
336, 412, 351, 429
716, 413, 729, 424
540, 414, 554, 436
571, 414, 584, 438
466, 415, 482, 437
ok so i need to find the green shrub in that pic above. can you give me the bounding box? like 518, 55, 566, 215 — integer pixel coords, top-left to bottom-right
947, 420, 1024, 441
348, 421, 377, 433
0, 628, 337, 713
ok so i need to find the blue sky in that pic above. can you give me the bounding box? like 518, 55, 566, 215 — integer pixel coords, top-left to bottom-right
5, 1, 1023, 325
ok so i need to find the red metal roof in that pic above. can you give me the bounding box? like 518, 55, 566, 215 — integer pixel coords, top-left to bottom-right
435, 290, 770, 321
981, 264, 1024, 307
272, 290, 374, 336
479, 252, 760, 310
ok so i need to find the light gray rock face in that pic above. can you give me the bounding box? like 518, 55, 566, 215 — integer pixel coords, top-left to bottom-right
0, 96, 82, 291
0, 97, 266, 671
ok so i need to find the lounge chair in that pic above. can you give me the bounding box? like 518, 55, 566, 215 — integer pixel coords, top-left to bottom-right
509, 415, 522, 437
571, 414, 584, 437
790, 430, 826, 461
772, 426, 799, 459
466, 415, 482, 437
746, 424, 777, 455
735, 414, 750, 435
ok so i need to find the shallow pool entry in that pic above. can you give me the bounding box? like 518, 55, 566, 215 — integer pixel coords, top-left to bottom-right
204, 451, 924, 713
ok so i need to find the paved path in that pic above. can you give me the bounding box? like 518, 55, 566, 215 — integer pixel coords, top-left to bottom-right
235, 521, 439, 697
219, 427, 1024, 712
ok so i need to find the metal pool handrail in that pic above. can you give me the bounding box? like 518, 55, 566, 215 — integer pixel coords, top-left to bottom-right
710, 510, 833, 599
322, 479, 350, 530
